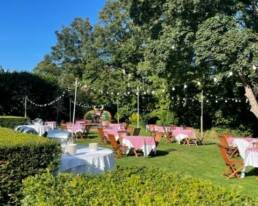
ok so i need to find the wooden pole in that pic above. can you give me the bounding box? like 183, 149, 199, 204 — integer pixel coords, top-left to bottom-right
72, 78, 78, 125
69, 98, 72, 122
137, 86, 140, 128
201, 90, 204, 140
117, 98, 119, 124
24, 96, 27, 118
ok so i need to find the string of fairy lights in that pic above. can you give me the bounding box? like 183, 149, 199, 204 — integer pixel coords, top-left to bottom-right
24, 82, 246, 110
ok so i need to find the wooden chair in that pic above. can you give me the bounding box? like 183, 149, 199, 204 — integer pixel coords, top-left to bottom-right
126, 127, 134, 136
186, 129, 198, 146
219, 135, 239, 158
218, 144, 243, 179
97, 128, 107, 143
154, 132, 163, 147
108, 134, 126, 158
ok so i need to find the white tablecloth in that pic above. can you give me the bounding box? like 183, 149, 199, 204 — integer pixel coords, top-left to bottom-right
175, 134, 188, 144
244, 148, 258, 168
59, 147, 115, 174
232, 139, 257, 159
26, 124, 50, 136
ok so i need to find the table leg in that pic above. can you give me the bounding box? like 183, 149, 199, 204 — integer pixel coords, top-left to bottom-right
240, 167, 246, 178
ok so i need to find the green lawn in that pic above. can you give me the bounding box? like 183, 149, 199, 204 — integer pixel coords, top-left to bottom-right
76, 132, 258, 198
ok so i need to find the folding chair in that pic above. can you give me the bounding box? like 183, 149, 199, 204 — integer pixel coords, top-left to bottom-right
219, 135, 239, 158
218, 144, 243, 179
108, 134, 127, 158
154, 132, 163, 147
97, 127, 107, 143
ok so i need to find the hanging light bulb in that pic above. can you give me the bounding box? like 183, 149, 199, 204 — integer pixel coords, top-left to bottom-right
172, 87, 175, 91
184, 84, 187, 89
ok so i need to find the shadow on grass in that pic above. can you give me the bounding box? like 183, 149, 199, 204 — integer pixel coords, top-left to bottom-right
150, 149, 176, 157
245, 168, 258, 177
84, 132, 98, 139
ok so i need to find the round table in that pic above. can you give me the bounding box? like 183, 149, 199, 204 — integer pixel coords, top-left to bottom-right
59, 147, 115, 174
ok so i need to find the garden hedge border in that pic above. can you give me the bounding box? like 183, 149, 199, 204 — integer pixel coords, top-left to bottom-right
0, 127, 61, 205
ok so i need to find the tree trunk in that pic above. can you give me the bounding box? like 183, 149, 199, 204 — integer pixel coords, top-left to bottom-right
244, 85, 258, 119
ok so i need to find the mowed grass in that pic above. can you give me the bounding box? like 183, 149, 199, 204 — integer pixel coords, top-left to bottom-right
76, 131, 258, 198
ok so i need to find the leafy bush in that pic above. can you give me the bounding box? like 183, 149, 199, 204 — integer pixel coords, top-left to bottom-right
22, 167, 256, 206
129, 112, 141, 125
198, 127, 253, 143
101, 111, 111, 121
0, 116, 28, 129
84, 110, 94, 121
0, 127, 61, 205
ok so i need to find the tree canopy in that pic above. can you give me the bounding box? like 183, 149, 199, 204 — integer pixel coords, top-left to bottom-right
33, 0, 258, 133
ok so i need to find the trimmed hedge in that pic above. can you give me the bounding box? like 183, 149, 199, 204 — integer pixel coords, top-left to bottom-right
22, 167, 257, 206
0, 127, 61, 205
0, 116, 28, 129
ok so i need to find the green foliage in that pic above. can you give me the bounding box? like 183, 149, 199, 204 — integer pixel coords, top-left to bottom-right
22, 167, 256, 206
32, 0, 258, 133
0, 116, 28, 129
198, 127, 253, 143
101, 111, 111, 121
129, 112, 140, 125
0, 71, 64, 121
0, 127, 61, 205
84, 110, 94, 121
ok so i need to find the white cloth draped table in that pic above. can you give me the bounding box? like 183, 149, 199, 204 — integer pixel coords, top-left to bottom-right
26, 124, 50, 136
59, 147, 115, 174
232, 138, 258, 159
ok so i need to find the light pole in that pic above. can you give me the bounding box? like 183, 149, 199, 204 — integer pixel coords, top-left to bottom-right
24, 96, 27, 118
72, 78, 78, 125
200, 89, 204, 140
117, 98, 119, 124
137, 86, 140, 128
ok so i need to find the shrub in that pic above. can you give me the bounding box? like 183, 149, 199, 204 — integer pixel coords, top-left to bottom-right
0, 116, 28, 129
129, 112, 141, 125
22, 167, 256, 206
0, 127, 61, 205
84, 110, 94, 121
199, 127, 253, 143
101, 111, 111, 121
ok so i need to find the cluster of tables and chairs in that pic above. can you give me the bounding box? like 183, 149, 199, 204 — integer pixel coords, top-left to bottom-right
146, 124, 199, 145
219, 135, 258, 179
98, 123, 156, 157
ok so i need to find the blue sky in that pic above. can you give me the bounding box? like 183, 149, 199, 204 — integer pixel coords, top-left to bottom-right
0, 0, 105, 71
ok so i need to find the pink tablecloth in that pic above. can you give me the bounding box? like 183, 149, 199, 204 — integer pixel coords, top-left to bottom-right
104, 128, 126, 141
66, 123, 85, 133
172, 128, 193, 137
146, 125, 172, 133
122, 136, 156, 156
